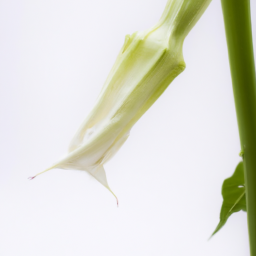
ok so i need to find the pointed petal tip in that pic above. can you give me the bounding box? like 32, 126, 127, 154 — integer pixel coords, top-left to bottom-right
29, 165, 55, 180
107, 186, 119, 207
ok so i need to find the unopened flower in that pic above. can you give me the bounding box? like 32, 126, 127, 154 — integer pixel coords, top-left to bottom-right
30, 0, 211, 203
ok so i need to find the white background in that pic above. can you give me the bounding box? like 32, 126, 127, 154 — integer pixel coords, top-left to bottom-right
0, 0, 255, 255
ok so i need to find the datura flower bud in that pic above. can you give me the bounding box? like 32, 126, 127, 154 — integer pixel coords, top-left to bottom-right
30, 0, 211, 203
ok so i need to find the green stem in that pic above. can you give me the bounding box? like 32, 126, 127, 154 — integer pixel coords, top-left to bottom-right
221, 0, 256, 255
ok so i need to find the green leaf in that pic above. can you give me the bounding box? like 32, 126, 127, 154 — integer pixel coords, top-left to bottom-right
211, 162, 246, 237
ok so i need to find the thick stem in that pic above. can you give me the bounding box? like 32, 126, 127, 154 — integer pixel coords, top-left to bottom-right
153, 0, 212, 41
221, 0, 256, 255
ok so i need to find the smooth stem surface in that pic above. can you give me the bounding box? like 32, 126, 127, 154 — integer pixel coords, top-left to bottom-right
221, 0, 256, 255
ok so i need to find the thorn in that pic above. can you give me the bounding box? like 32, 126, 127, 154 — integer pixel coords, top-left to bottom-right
28, 176, 36, 180
116, 197, 119, 207
239, 150, 244, 157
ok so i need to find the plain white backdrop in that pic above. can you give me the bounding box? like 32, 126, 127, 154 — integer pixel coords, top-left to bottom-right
0, 0, 256, 255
